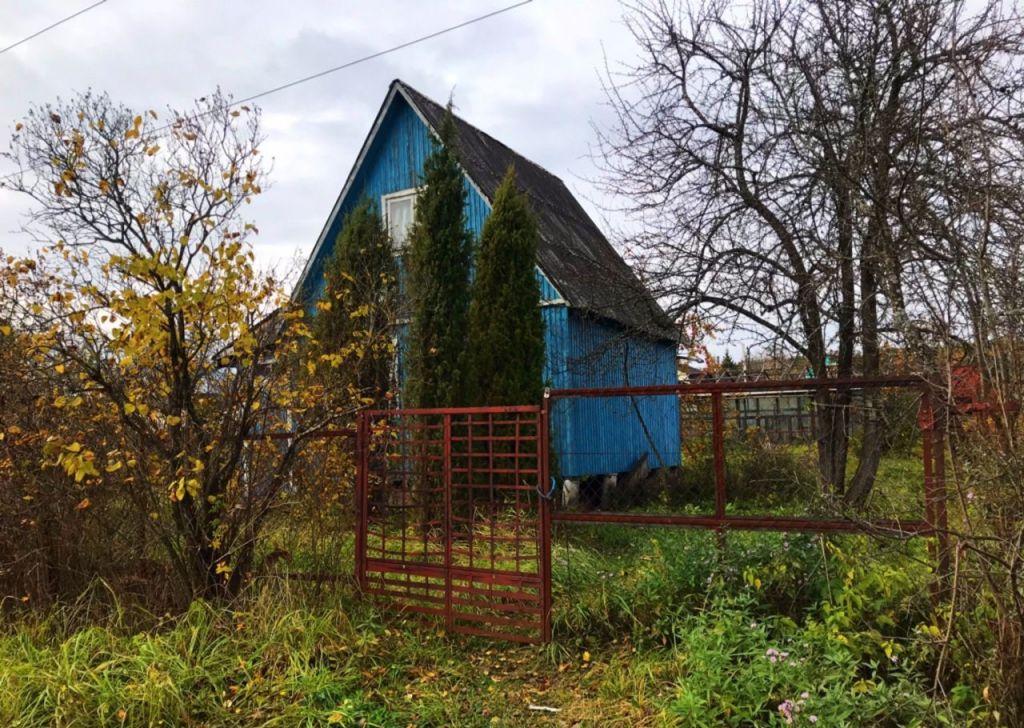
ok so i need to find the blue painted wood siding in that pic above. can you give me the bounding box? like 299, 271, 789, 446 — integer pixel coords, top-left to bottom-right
305, 95, 561, 305
548, 311, 681, 477
304, 96, 490, 303
308, 92, 679, 477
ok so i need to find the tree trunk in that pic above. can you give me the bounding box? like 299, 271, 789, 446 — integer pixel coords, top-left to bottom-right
846, 243, 883, 506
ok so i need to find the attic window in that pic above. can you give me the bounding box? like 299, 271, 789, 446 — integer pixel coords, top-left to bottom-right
383, 189, 416, 248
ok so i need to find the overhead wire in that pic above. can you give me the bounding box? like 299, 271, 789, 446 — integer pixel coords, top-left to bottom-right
0, 0, 108, 56
231, 0, 533, 109
0, 0, 534, 186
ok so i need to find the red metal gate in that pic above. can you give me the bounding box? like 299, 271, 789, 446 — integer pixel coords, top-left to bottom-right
355, 405, 552, 643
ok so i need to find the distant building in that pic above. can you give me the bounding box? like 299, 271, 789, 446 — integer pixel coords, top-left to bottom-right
293, 80, 680, 477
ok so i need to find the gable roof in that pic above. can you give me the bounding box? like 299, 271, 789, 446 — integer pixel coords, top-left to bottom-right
296, 79, 677, 341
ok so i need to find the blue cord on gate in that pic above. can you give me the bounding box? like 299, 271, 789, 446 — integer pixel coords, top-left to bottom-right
537, 476, 558, 500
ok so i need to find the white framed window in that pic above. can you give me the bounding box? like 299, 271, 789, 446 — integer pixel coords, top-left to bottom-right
382, 188, 417, 249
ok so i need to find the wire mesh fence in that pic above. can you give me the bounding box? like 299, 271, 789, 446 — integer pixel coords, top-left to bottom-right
549, 378, 939, 536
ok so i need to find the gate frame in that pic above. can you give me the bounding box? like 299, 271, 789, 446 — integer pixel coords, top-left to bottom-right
354, 405, 553, 643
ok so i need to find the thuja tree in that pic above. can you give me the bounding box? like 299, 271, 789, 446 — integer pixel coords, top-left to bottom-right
404, 107, 473, 408
312, 197, 397, 408
466, 166, 544, 405
0, 91, 366, 601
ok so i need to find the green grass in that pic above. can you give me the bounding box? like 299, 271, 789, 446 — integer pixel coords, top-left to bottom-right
657, 437, 927, 522
1, 524, 981, 728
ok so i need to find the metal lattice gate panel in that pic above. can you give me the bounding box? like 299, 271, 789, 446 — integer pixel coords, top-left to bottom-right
356, 406, 552, 643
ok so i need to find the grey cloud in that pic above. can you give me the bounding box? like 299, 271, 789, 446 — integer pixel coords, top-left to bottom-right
0, 0, 637, 267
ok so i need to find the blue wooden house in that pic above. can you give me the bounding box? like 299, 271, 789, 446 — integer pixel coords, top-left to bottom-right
294, 80, 680, 478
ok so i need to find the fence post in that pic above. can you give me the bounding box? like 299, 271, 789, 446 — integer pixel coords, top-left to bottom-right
355, 411, 369, 591
712, 392, 727, 551
932, 396, 951, 592
922, 384, 951, 601
540, 391, 553, 643
712, 392, 727, 519
443, 413, 454, 633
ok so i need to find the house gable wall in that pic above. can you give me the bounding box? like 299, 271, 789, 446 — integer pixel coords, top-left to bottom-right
302, 94, 561, 306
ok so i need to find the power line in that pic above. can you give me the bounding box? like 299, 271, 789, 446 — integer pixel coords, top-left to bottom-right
233, 0, 533, 108
0, 0, 533, 185
0, 0, 108, 57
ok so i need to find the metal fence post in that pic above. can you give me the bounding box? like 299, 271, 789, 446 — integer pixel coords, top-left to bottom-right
933, 396, 951, 591
443, 413, 454, 633
540, 390, 553, 643
355, 410, 369, 591
711, 392, 727, 518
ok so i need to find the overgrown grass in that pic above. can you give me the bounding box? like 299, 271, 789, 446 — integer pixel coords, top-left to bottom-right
0, 524, 988, 727
663, 436, 927, 523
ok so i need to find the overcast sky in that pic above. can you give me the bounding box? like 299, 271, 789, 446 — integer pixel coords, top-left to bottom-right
0, 0, 639, 278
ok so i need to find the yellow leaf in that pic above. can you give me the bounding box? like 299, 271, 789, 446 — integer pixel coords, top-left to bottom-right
76, 498, 91, 510
55, 363, 65, 374
98, 179, 111, 195
166, 415, 182, 426
124, 403, 136, 415
582, 650, 591, 663
0, 325, 11, 336
105, 461, 123, 473
66, 442, 82, 453
145, 145, 160, 156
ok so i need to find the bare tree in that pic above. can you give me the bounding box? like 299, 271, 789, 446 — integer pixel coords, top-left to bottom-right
597, 0, 1024, 503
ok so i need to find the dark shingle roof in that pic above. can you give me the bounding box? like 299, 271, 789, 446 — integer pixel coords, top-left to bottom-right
396, 81, 676, 341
